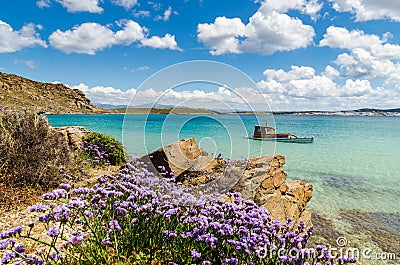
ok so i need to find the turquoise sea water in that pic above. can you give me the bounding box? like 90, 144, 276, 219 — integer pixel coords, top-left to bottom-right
47, 114, 400, 223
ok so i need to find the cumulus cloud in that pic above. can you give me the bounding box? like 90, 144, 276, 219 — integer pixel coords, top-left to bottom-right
54, 0, 103, 13
259, 0, 322, 19
71, 83, 136, 105
49, 20, 181, 54
71, 83, 268, 110
197, 0, 317, 55
255, 64, 399, 110
155, 6, 179, 21
0, 20, 47, 53
141, 34, 182, 50
319, 26, 400, 79
197, 17, 246, 55
111, 0, 138, 9
330, 0, 400, 22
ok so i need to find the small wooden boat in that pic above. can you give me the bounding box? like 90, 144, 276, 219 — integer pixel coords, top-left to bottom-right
247, 120, 314, 143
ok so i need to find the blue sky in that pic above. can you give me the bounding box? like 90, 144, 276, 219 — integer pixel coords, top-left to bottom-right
1, 0, 400, 111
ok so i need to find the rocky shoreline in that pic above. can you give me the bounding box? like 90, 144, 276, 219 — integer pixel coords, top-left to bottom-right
2, 124, 398, 264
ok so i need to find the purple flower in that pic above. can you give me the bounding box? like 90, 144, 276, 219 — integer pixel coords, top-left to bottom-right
1, 252, 16, 264
109, 220, 121, 231
0, 226, 22, 239
15, 245, 25, 253
68, 232, 84, 245
38, 214, 51, 223
59, 183, 72, 191
46, 227, 60, 237
0, 240, 8, 250
224, 258, 239, 264
49, 253, 62, 261
191, 249, 201, 259
28, 204, 47, 212
42, 189, 68, 200
101, 238, 112, 245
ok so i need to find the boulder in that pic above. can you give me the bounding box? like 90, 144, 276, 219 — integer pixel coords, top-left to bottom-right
54, 126, 91, 149
140, 138, 205, 178
227, 155, 313, 227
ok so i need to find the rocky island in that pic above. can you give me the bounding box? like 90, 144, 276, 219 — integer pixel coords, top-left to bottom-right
0, 72, 109, 114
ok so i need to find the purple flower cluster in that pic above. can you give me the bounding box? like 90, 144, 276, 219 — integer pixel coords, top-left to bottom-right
0, 157, 358, 265
81, 142, 110, 166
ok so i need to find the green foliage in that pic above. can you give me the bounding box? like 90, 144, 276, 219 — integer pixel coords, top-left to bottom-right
0, 108, 70, 187
81, 132, 125, 166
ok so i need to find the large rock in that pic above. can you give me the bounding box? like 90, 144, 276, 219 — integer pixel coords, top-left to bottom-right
54, 126, 91, 149
217, 155, 313, 227
140, 138, 208, 178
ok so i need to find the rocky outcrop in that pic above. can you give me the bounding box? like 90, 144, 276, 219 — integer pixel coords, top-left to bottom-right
144, 138, 313, 227
0, 72, 109, 114
54, 126, 91, 149
140, 138, 217, 178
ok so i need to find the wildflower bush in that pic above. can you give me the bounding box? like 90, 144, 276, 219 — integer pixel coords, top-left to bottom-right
80, 132, 125, 167
0, 158, 357, 265
0, 108, 69, 187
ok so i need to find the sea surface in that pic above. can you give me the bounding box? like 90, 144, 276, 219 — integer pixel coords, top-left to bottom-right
48, 114, 400, 255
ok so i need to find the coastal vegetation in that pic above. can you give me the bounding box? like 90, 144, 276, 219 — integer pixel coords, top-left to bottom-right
0, 108, 69, 188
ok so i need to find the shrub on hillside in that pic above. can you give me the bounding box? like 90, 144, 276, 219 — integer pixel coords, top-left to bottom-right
0, 108, 70, 187
81, 132, 125, 166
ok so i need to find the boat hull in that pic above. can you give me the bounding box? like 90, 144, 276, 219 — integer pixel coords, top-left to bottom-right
247, 136, 314, 143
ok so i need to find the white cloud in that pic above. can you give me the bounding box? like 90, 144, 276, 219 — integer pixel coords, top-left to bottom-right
49, 20, 181, 54
54, 0, 103, 13
319, 26, 400, 79
111, 0, 137, 9
14, 59, 39, 69
319, 26, 382, 50
71, 71, 400, 111
24, 60, 38, 69
72, 83, 136, 105
133, 10, 151, 18
72, 83, 267, 110
335, 49, 397, 78
36, 0, 51, 8
49, 23, 115, 55
155, 6, 179, 21
330, 0, 400, 22
255, 64, 399, 110
197, 1, 316, 55
0, 20, 47, 53
259, 0, 323, 19
130, 65, 150, 72
197, 17, 246, 55
140, 34, 182, 50
114, 20, 146, 45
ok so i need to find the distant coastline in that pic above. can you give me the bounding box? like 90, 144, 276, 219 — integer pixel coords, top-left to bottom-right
102, 107, 400, 117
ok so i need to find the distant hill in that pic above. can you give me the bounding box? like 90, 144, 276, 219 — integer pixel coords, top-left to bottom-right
116, 107, 220, 114
355, 108, 400, 113
0, 72, 109, 114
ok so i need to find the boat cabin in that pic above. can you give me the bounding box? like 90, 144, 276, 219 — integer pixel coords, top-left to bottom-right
253, 120, 294, 139
253, 125, 276, 138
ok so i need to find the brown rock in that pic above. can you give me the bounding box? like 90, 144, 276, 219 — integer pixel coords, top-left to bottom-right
54, 126, 91, 149
140, 138, 202, 178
